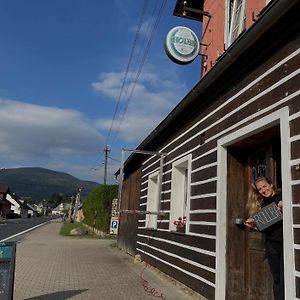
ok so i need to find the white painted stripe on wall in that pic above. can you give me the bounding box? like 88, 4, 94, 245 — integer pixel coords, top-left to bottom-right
161, 191, 171, 195
188, 232, 216, 239
291, 158, 300, 165
191, 178, 217, 185
136, 229, 217, 240
192, 148, 217, 161
137, 240, 216, 273
137, 233, 216, 256
190, 209, 216, 214
189, 221, 216, 226
192, 163, 218, 173
162, 180, 171, 185
137, 247, 216, 288
141, 167, 160, 179
290, 111, 300, 121
205, 89, 300, 145
290, 134, 300, 142
190, 193, 217, 199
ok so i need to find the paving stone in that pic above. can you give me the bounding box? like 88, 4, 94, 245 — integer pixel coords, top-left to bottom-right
13, 220, 204, 300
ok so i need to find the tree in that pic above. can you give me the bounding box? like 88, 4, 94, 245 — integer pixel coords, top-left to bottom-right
82, 184, 118, 232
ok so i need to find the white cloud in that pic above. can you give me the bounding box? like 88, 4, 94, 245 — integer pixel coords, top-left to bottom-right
0, 98, 103, 161
92, 67, 188, 144
131, 17, 156, 38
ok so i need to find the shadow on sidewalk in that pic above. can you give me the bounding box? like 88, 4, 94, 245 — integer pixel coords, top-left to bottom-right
24, 289, 88, 300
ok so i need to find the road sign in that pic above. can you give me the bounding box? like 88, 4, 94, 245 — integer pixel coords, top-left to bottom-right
0, 241, 16, 300
110, 218, 119, 235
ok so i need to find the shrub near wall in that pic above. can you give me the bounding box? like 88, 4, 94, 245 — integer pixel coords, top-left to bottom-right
82, 184, 118, 232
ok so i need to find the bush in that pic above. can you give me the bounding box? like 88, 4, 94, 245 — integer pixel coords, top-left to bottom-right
82, 184, 118, 232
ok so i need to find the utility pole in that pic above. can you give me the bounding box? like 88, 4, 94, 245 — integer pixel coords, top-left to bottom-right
103, 146, 110, 185
72, 188, 82, 222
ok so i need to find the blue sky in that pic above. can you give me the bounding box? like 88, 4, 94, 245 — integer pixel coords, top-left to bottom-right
0, 0, 202, 183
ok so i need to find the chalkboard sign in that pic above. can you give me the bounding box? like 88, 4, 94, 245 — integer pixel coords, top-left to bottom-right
0, 242, 16, 300
252, 202, 282, 231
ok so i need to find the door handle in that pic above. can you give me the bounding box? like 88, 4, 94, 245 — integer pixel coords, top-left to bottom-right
235, 218, 245, 229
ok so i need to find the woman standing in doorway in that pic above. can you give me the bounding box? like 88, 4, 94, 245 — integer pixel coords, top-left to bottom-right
245, 177, 284, 300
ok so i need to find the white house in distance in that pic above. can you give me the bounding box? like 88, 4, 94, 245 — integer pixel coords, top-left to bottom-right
52, 203, 72, 216
6, 194, 28, 218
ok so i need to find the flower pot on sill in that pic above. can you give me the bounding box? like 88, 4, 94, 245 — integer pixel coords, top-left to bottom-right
176, 225, 186, 233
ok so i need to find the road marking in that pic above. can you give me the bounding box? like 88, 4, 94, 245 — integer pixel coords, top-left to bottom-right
0, 220, 53, 242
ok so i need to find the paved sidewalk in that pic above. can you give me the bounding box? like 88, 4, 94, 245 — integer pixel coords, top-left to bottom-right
13, 220, 203, 300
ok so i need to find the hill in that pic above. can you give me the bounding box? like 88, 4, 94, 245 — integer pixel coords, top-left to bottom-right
0, 167, 99, 202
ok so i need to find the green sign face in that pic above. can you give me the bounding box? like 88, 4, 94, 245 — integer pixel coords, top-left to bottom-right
164, 26, 200, 65
0, 246, 12, 259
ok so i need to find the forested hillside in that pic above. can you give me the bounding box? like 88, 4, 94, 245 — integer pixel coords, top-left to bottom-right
0, 167, 98, 202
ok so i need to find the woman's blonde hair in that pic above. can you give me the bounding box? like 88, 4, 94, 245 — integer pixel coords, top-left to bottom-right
246, 176, 274, 215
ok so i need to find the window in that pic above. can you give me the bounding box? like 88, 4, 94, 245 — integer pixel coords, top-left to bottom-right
225, 0, 246, 48
169, 154, 192, 232
146, 171, 160, 229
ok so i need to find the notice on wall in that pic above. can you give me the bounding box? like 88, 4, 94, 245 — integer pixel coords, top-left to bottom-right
0, 241, 16, 300
252, 202, 282, 231
110, 199, 119, 235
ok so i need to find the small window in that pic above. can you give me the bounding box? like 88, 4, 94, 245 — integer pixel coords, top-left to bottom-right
225, 0, 246, 48
146, 171, 159, 229
169, 154, 192, 233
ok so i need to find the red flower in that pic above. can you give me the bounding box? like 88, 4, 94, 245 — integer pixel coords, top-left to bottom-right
174, 216, 187, 227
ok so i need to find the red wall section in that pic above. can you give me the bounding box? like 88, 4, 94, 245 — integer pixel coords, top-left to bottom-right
201, 0, 266, 77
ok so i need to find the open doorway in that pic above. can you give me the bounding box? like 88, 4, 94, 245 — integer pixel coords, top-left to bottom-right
226, 125, 281, 299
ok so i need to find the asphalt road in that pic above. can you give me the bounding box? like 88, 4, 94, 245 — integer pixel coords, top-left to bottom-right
0, 216, 56, 242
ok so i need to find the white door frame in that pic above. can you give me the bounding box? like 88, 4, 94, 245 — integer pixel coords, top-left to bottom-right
215, 106, 294, 299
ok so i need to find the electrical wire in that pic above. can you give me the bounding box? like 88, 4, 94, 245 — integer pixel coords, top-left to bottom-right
110, 0, 168, 149
105, 0, 149, 147
122, 0, 160, 105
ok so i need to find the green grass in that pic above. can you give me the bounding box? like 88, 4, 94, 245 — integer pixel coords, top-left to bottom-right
59, 222, 117, 240
60, 222, 84, 236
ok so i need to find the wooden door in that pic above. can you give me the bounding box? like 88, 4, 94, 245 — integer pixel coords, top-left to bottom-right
117, 168, 141, 256
226, 126, 281, 300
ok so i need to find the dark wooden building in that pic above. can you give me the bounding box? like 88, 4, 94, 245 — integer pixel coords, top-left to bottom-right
0, 184, 11, 217
117, 0, 300, 299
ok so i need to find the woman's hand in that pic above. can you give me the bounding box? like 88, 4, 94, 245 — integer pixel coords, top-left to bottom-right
244, 217, 255, 228
277, 200, 283, 211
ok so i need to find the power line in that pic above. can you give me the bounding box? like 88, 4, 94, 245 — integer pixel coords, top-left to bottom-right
110, 0, 167, 148
122, 0, 160, 102
98, 0, 167, 184
105, 0, 149, 147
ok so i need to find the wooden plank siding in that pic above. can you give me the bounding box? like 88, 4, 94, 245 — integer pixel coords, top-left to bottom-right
133, 27, 300, 298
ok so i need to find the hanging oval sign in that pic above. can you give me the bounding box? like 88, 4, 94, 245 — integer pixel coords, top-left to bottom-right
164, 26, 200, 65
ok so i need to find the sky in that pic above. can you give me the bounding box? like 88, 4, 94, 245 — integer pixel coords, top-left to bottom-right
0, 0, 202, 184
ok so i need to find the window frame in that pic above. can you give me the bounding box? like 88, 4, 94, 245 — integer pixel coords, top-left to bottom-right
224, 0, 246, 48
169, 154, 192, 233
146, 171, 160, 229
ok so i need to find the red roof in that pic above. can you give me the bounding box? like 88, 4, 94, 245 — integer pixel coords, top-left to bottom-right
0, 184, 9, 194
